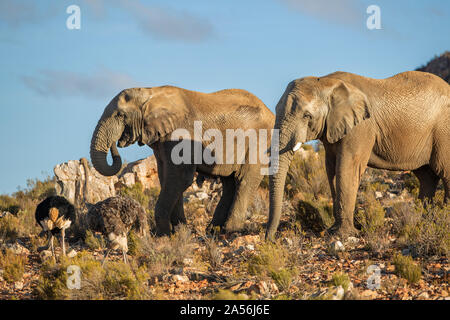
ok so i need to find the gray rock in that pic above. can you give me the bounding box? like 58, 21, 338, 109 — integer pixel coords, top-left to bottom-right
171, 274, 189, 282
67, 249, 77, 258
329, 241, 345, 255
4, 243, 30, 255
14, 281, 24, 290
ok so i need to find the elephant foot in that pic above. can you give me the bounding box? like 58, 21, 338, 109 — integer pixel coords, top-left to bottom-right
206, 224, 223, 237
224, 219, 245, 234
328, 222, 359, 239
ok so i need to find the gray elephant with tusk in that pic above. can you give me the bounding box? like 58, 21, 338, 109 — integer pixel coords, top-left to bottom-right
266, 71, 450, 241
90, 86, 274, 236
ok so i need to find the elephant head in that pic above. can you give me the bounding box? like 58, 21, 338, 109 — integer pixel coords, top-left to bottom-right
90, 87, 185, 176
266, 76, 371, 240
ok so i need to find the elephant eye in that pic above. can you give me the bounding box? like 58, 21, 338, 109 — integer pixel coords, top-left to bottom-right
303, 112, 312, 120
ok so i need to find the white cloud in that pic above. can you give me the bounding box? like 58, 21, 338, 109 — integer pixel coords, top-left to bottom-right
83, 0, 215, 43
279, 0, 364, 28
21, 67, 139, 99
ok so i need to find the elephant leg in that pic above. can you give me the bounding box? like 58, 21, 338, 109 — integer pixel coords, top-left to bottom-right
413, 165, 440, 202
224, 169, 262, 233
330, 150, 371, 237
325, 150, 337, 203
444, 178, 449, 204
153, 143, 195, 236
208, 176, 236, 233
170, 195, 187, 228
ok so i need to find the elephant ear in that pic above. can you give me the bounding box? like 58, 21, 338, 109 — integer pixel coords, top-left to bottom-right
141, 104, 187, 145
325, 82, 371, 143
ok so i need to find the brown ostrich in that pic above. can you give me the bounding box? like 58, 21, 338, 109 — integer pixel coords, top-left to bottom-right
80, 158, 148, 263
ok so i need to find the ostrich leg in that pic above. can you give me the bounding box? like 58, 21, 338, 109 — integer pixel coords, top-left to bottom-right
61, 228, 66, 256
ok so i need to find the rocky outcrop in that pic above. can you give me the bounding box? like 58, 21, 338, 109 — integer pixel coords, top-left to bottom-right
54, 159, 118, 208
416, 51, 450, 83
116, 157, 160, 190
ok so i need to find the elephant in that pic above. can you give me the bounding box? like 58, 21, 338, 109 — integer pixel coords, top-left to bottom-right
90, 86, 275, 236
266, 71, 450, 241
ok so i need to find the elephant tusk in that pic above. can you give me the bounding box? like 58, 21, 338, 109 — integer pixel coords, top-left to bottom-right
293, 142, 302, 152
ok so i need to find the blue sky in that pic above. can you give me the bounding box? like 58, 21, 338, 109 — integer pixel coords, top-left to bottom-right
0, 0, 449, 194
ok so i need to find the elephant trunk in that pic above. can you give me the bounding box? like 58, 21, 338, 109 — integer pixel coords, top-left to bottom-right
265, 118, 296, 241
90, 116, 124, 177
266, 150, 293, 241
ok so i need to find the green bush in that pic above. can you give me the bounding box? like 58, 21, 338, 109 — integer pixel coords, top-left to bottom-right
295, 200, 334, 234
247, 242, 297, 291
393, 253, 421, 284
35, 251, 150, 300
285, 146, 330, 200
391, 201, 449, 257
0, 249, 28, 283
330, 272, 351, 292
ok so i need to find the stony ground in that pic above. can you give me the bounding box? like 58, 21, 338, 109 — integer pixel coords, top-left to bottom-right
0, 209, 448, 300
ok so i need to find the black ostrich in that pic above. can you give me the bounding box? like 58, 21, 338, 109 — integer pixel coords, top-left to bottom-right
35, 196, 76, 257
80, 158, 148, 263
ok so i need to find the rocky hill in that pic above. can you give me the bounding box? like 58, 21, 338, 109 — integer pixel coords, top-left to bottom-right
416, 51, 450, 83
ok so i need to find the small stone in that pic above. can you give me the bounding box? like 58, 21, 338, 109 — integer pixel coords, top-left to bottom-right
171, 275, 189, 282
417, 291, 429, 300
5, 243, 30, 255
282, 238, 293, 247
329, 241, 345, 255
375, 191, 383, 199
14, 281, 24, 290
345, 236, 359, 246
245, 244, 255, 251
67, 249, 77, 258
332, 286, 345, 300
195, 192, 209, 200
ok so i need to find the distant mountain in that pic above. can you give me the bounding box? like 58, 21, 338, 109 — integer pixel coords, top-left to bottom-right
416, 51, 450, 84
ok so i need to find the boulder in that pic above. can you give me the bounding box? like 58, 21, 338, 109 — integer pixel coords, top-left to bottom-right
54, 159, 117, 207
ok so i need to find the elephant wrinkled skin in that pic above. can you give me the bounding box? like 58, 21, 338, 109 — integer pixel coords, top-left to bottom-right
91, 86, 274, 236
266, 71, 450, 241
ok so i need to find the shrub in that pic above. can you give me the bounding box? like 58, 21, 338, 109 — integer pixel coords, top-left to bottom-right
285, 146, 330, 200
393, 253, 421, 284
136, 225, 196, 277
84, 230, 106, 250
35, 251, 150, 300
0, 249, 27, 283
204, 238, 222, 270
295, 199, 334, 234
247, 242, 296, 291
213, 289, 249, 300
356, 188, 390, 255
391, 201, 449, 257
330, 272, 351, 292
